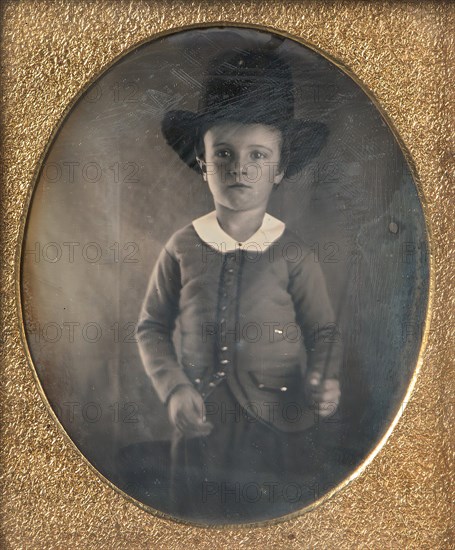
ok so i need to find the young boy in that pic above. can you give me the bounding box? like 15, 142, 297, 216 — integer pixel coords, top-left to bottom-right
137, 45, 342, 523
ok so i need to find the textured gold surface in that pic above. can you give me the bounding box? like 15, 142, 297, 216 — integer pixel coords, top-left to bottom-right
1, 0, 454, 548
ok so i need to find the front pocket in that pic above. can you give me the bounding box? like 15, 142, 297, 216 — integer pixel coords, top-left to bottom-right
249, 369, 300, 393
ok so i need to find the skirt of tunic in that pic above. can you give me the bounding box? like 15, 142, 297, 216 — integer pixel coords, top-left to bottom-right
169, 381, 330, 524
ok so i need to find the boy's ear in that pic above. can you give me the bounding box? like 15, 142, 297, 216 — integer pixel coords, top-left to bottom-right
196, 156, 207, 181
273, 169, 285, 185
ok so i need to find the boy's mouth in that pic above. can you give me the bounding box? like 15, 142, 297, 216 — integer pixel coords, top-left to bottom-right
228, 183, 251, 189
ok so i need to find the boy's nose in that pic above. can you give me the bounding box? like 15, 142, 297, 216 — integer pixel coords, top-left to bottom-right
228, 163, 248, 179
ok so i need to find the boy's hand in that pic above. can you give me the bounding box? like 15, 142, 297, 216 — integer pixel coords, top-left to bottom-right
168, 385, 213, 438
305, 371, 340, 418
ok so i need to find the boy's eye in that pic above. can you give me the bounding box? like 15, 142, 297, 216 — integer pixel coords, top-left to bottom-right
251, 151, 267, 160
214, 150, 231, 159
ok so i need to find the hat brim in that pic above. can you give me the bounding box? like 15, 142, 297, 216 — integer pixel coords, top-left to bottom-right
161, 109, 328, 178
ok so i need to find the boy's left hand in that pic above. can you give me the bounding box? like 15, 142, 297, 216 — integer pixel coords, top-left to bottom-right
304, 372, 340, 418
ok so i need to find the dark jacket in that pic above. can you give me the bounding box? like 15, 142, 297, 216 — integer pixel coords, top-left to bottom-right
137, 212, 342, 432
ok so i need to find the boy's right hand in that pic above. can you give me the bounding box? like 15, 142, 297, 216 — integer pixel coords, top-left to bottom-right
168, 385, 213, 438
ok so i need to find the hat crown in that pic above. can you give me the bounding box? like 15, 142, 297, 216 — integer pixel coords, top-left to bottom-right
198, 49, 295, 126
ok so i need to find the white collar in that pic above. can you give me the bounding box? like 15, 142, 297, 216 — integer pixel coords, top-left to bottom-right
192, 210, 285, 253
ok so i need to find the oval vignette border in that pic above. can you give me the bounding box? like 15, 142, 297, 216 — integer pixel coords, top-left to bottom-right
15, 21, 433, 529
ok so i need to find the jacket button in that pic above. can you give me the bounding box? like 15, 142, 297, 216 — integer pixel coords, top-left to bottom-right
194, 378, 201, 384
221, 346, 228, 352
280, 386, 288, 392
220, 359, 229, 365
227, 268, 234, 273
209, 382, 216, 387
258, 383, 265, 389
218, 371, 226, 377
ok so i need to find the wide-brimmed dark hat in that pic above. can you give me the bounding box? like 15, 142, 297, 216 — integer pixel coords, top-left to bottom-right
161, 46, 328, 178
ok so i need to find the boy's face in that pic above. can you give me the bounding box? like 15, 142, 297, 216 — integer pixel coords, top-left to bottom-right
200, 122, 284, 213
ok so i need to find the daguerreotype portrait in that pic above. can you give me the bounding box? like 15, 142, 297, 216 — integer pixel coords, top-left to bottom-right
20, 26, 429, 525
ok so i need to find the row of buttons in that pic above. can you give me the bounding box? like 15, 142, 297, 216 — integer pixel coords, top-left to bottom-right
197, 253, 239, 398
208, 254, 237, 393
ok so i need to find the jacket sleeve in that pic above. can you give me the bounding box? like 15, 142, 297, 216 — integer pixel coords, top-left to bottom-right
136, 245, 192, 404
288, 251, 343, 380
